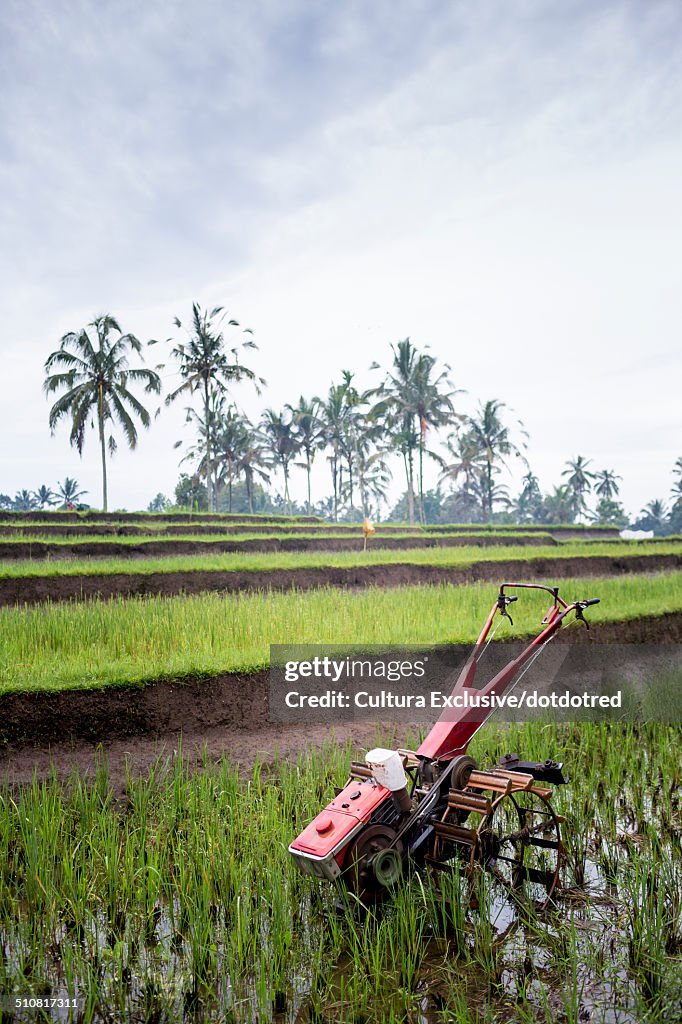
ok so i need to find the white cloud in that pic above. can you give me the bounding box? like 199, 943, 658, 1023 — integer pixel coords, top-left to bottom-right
1, 0, 681, 514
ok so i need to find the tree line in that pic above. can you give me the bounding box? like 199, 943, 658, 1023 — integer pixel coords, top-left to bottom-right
16, 305, 680, 531
0, 478, 88, 512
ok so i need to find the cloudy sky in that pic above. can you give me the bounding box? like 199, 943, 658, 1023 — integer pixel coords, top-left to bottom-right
1, 0, 681, 515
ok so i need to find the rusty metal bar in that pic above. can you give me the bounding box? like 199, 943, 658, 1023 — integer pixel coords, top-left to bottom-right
447, 790, 492, 815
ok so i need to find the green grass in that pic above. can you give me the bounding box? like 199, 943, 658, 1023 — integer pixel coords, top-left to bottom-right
1, 572, 680, 694
422, 522, 619, 532
0, 518, 554, 535
0, 510, 319, 522
0, 523, 422, 536
0, 723, 679, 1022
0, 511, 613, 530
0, 539, 679, 578
0, 528, 555, 546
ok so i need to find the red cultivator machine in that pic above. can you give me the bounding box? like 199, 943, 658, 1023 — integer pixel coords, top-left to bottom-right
289, 584, 600, 908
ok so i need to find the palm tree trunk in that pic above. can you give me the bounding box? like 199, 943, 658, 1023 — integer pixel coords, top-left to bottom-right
418, 437, 425, 525
407, 450, 415, 525
203, 380, 213, 513
245, 468, 254, 513
98, 384, 108, 512
401, 450, 412, 524
331, 453, 338, 521
283, 463, 290, 513
306, 451, 312, 514
486, 457, 493, 522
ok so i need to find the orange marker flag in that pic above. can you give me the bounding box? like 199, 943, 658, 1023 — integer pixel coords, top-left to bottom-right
362, 517, 375, 550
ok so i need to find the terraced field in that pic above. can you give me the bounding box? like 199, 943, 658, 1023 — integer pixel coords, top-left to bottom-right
0, 530, 560, 560
1, 514, 679, 732
0, 508, 678, 605
1, 512, 680, 1023
1, 569, 679, 685
0, 545, 679, 607
1, 723, 680, 1024
0, 510, 619, 537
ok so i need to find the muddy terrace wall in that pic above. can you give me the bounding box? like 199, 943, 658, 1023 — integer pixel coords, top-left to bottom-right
1, 612, 680, 747
2, 552, 680, 607
0, 523, 426, 538
0, 511, 322, 525
0, 532, 559, 560
0, 510, 621, 539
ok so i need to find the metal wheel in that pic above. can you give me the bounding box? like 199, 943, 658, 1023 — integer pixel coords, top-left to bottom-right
343, 824, 402, 904
471, 788, 563, 912
449, 755, 478, 792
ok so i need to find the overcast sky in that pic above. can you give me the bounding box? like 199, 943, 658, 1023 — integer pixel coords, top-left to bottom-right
1, 0, 681, 516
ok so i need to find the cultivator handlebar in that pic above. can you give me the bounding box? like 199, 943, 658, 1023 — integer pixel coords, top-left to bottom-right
416, 583, 600, 762
289, 582, 601, 913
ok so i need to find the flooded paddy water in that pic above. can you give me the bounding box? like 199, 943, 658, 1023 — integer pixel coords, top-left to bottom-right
0, 722, 680, 1023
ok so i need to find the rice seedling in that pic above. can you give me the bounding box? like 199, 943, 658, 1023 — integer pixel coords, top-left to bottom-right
0, 723, 679, 1022
0, 528, 553, 547
0, 538, 678, 579
0, 571, 680, 695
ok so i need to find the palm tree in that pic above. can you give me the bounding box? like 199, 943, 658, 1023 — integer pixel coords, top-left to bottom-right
541, 485, 576, 525
234, 424, 271, 514
441, 486, 484, 524
372, 339, 455, 524
371, 340, 420, 524
287, 396, 323, 514
354, 419, 392, 520
319, 381, 348, 521
357, 454, 392, 520
33, 484, 57, 509
165, 303, 264, 512
44, 315, 161, 511
175, 473, 207, 512
337, 371, 372, 514
56, 477, 88, 509
515, 471, 543, 523
213, 407, 254, 513
13, 490, 39, 511
594, 469, 621, 501
463, 400, 527, 521
261, 409, 298, 512
671, 457, 682, 501
639, 499, 668, 534
562, 456, 595, 520
410, 352, 457, 523
147, 493, 170, 512
175, 391, 227, 503
670, 459, 682, 534
438, 430, 485, 494
590, 498, 627, 527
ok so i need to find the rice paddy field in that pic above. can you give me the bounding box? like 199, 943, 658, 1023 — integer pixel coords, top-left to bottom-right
0, 530, 560, 563
0, 511, 617, 535
2, 539, 681, 578
0, 571, 680, 695
0, 513, 680, 1022
1, 726, 680, 1023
